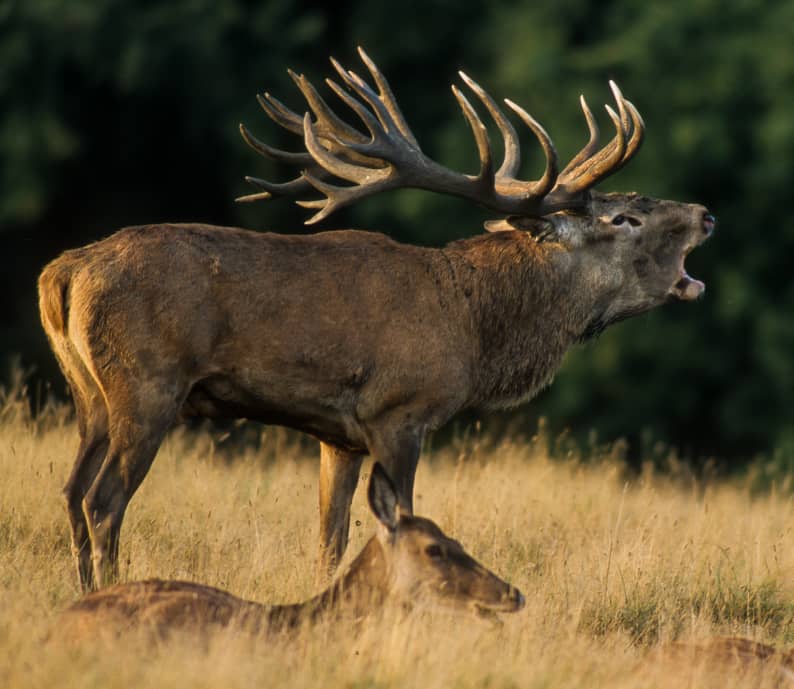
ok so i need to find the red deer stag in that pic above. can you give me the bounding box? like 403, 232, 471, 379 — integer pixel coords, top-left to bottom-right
38, 48, 714, 591
56, 464, 524, 641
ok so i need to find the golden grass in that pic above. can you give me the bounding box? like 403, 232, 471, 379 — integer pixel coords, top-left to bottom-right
1, 391, 793, 688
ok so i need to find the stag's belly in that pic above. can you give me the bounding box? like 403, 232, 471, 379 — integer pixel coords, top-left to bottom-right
179, 374, 367, 453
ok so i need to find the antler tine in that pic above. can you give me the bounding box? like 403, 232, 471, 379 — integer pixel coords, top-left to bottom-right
458, 71, 521, 179
264, 69, 383, 167
295, 172, 337, 220
615, 99, 644, 170
556, 81, 637, 192
299, 168, 399, 224
247, 86, 378, 169
303, 112, 390, 185
240, 99, 329, 204
456, 69, 559, 198
324, 77, 385, 144
356, 46, 420, 147
609, 80, 632, 136
331, 59, 400, 138
560, 103, 627, 193
235, 190, 273, 202
288, 69, 368, 145
503, 98, 559, 197
298, 173, 358, 224
559, 95, 600, 177
256, 92, 304, 136
237, 175, 318, 200
450, 85, 494, 188
239, 123, 315, 166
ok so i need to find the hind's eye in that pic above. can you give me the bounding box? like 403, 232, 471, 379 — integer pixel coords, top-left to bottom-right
425, 544, 444, 560
612, 215, 626, 225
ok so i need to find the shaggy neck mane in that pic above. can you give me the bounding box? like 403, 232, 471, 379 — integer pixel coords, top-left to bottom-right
445, 232, 599, 409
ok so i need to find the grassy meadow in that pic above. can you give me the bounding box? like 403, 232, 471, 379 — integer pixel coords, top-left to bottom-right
1, 382, 793, 689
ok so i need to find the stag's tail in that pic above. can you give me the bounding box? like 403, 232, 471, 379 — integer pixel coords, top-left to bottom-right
38, 253, 79, 335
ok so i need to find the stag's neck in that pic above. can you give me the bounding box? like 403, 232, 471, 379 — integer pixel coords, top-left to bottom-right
445, 232, 601, 409
241, 537, 389, 634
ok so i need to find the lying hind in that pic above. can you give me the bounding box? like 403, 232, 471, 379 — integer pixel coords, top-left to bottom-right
58, 463, 524, 641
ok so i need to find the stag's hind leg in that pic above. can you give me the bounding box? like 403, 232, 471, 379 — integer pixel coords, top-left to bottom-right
56, 343, 111, 591
64, 405, 110, 590
316, 443, 363, 583
82, 380, 185, 588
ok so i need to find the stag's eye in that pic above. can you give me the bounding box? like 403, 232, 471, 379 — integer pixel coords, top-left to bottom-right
612, 214, 642, 227
425, 544, 444, 560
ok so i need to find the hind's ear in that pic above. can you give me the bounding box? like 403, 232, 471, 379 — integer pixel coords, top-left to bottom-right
368, 463, 399, 532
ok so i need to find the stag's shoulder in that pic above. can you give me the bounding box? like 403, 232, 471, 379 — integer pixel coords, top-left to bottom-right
443, 229, 556, 271
445, 229, 539, 253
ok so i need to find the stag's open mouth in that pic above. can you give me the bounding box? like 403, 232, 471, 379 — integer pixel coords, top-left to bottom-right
669, 213, 714, 301
670, 260, 705, 301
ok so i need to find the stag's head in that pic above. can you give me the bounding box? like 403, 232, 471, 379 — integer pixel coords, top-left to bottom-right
579, 192, 713, 304
577, 193, 713, 329
491, 191, 715, 335
367, 463, 524, 615
237, 47, 713, 327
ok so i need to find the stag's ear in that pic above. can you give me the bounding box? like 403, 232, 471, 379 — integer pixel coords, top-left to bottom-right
484, 216, 557, 241
483, 218, 518, 232
368, 463, 400, 533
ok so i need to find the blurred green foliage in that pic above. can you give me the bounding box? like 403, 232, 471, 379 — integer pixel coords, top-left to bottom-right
2, 0, 793, 467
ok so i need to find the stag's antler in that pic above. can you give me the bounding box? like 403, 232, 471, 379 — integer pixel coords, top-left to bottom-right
237, 47, 644, 225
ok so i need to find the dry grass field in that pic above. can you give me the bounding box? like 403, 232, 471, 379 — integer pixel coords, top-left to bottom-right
1, 379, 793, 688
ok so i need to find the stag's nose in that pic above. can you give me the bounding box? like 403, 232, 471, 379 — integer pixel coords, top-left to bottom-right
703, 212, 716, 237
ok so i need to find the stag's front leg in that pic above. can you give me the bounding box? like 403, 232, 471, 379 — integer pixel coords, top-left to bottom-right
317, 443, 363, 584
365, 425, 423, 514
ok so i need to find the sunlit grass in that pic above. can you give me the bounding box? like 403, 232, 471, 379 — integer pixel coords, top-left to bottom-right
0, 379, 793, 688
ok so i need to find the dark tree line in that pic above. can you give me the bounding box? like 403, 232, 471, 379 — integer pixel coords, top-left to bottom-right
3, 0, 793, 469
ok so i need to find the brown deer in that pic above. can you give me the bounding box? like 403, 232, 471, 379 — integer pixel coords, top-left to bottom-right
645, 637, 794, 686
56, 463, 524, 641
38, 48, 715, 591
